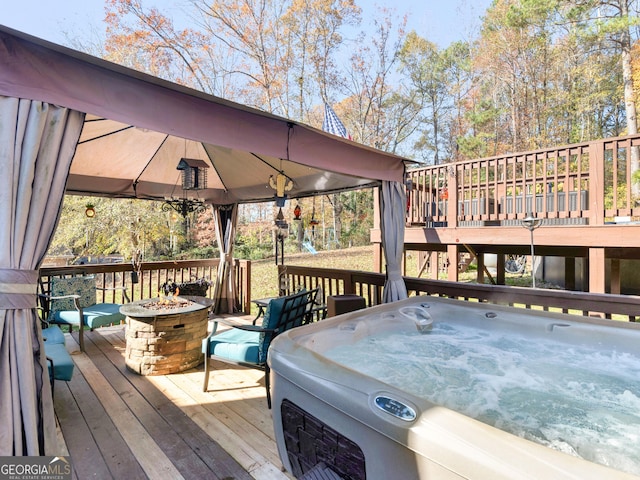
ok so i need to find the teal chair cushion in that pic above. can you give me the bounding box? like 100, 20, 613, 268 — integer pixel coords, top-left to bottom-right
258, 296, 288, 364
83, 303, 125, 329
42, 325, 66, 345
45, 343, 75, 381
203, 328, 261, 364
51, 302, 124, 328
51, 309, 82, 326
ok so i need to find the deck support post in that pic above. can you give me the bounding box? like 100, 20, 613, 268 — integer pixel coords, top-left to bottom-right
611, 258, 621, 294
476, 254, 485, 284
565, 257, 576, 291
447, 244, 459, 282
496, 254, 505, 285
588, 247, 606, 294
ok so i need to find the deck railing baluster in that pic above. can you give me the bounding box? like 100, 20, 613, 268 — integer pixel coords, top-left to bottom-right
41, 259, 250, 312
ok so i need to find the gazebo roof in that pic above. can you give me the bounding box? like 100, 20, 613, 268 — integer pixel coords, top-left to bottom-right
0, 25, 409, 205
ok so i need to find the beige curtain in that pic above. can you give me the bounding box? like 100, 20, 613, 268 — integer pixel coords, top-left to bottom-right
0, 96, 84, 454
380, 181, 409, 303
212, 204, 239, 314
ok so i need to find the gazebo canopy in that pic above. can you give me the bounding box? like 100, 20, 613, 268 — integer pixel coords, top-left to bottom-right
0, 25, 408, 205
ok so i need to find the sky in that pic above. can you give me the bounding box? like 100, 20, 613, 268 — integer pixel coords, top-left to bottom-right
1, 0, 493, 49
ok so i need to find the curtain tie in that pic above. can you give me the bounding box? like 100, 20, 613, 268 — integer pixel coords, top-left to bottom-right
386, 267, 403, 282
0, 268, 38, 310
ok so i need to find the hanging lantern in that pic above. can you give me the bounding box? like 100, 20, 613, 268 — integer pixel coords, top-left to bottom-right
177, 158, 209, 190
85, 203, 95, 218
164, 159, 209, 220
293, 204, 301, 220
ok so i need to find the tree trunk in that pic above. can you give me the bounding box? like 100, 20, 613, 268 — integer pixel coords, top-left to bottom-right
620, 0, 639, 198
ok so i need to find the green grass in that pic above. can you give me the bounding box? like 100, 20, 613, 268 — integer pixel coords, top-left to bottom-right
248, 246, 547, 316
249, 246, 376, 315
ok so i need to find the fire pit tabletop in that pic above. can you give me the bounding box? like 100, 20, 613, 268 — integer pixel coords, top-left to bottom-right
120, 295, 214, 318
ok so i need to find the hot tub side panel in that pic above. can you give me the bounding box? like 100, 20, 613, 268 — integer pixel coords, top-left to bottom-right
271, 368, 462, 480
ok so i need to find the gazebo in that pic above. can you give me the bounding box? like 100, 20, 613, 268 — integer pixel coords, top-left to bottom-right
0, 25, 409, 456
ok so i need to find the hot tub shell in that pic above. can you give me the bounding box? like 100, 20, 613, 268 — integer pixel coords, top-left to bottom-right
268, 296, 640, 480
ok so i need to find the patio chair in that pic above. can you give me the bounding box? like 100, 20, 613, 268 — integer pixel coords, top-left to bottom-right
40, 321, 74, 399
202, 288, 320, 408
39, 275, 130, 352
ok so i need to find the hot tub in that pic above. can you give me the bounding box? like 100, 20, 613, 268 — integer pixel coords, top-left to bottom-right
268, 296, 640, 479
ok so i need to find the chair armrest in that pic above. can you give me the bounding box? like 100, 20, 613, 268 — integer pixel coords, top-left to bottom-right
205, 316, 247, 338
212, 316, 276, 333
97, 285, 131, 303
38, 293, 82, 313
39, 293, 80, 301
231, 324, 277, 333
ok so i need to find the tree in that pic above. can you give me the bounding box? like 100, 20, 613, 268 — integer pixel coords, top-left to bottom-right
282, 0, 361, 117
473, 0, 560, 152
569, 0, 640, 195
105, 0, 219, 93
49, 196, 178, 262
398, 33, 474, 164
342, 8, 411, 152
468, 0, 635, 157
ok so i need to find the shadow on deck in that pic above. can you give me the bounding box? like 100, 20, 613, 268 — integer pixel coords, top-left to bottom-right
52, 324, 290, 480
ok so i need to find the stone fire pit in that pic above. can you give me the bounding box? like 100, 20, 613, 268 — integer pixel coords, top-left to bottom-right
120, 296, 213, 375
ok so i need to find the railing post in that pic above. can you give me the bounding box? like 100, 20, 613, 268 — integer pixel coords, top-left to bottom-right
447, 165, 458, 227
241, 259, 251, 313
588, 140, 605, 226
341, 271, 354, 295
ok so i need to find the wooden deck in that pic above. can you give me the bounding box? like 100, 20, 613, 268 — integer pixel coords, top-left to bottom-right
52, 322, 292, 480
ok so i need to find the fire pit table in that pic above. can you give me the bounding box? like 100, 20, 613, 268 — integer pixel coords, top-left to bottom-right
120, 296, 213, 375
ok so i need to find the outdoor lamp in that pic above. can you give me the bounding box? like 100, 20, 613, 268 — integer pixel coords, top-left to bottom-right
521, 214, 542, 231
163, 158, 209, 219
521, 214, 542, 288
177, 158, 209, 190
85, 204, 95, 218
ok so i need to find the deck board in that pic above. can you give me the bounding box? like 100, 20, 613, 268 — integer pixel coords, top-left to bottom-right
91, 329, 252, 480
54, 376, 118, 479
53, 323, 291, 480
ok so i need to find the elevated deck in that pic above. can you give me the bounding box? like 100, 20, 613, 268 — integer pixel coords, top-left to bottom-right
372, 134, 640, 294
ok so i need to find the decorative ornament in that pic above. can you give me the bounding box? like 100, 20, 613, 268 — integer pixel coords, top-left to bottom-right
85, 203, 95, 218
269, 172, 294, 207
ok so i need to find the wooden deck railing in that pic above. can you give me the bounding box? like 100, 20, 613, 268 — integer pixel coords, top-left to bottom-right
279, 265, 640, 321
39, 259, 252, 313
406, 134, 640, 227
38, 257, 640, 320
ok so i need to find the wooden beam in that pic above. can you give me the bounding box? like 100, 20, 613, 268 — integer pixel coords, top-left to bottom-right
589, 248, 606, 294
565, 257, 576, 291
401, 225, 640, 249
496, 254, 506, 285
611, 259, 621, 295
447, 244, 458, 282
